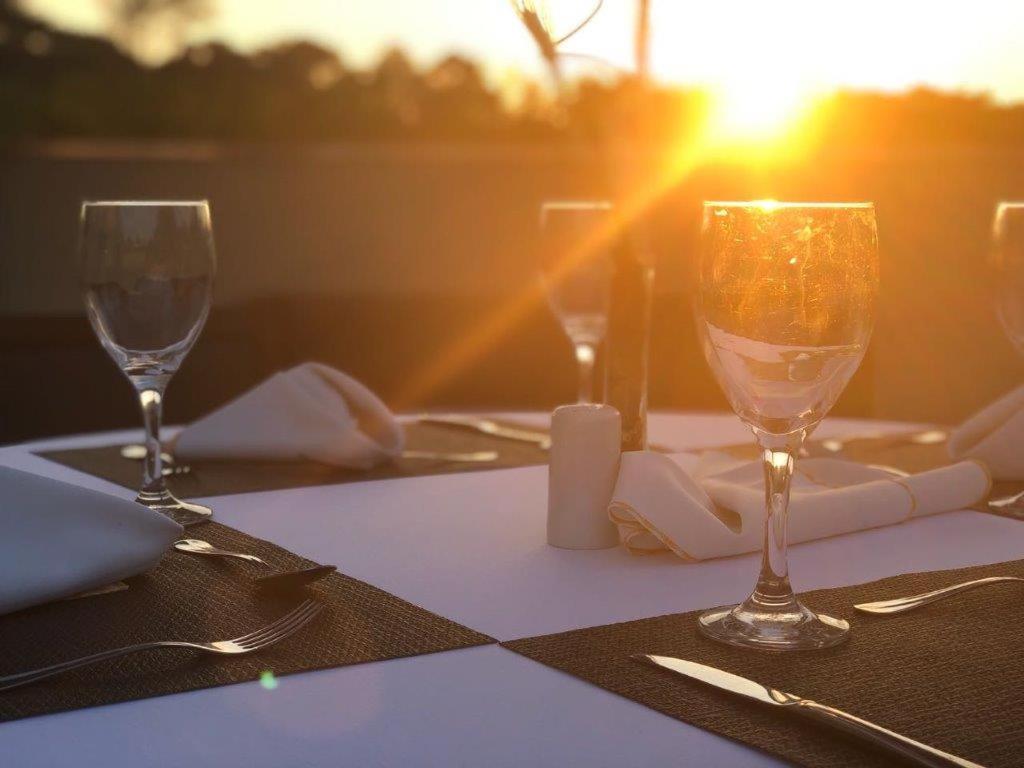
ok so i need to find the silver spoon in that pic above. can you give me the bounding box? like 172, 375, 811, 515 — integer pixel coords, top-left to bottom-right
854, 576, 1024, 615
988, 489, 1024, 517
173, 539, 336, 592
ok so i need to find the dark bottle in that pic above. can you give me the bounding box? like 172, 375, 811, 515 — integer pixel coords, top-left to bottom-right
604, 231, 654, 451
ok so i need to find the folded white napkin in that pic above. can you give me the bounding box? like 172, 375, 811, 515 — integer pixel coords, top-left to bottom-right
948, 385, 1024, 480
174, 363, 404, 468
609, 451, 990, 561
0, 466, 181, 615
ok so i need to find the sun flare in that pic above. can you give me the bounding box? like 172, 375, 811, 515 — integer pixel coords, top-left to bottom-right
708, 79, 816, 145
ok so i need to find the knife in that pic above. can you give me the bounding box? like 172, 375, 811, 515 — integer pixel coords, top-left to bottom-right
417, 416, 551, 450
638, 655, 985, 768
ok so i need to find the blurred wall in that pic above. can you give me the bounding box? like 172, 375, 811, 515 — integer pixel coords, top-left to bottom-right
1, 141, 1022, 441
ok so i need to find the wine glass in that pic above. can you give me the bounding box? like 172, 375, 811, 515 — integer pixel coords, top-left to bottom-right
989, 202, 1024, 513
80, 201, 216, 526
993, 203, 1024, 354
695, 201, 879, 650
539, 201, 613, 403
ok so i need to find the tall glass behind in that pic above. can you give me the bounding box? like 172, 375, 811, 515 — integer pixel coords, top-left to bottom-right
695, 201, 879, 650
80, 201, 216, 526
539, 201, 613, 404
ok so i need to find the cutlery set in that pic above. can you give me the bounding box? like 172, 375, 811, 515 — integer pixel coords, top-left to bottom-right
27, 418, 545, 699
9, 419, 542, 695
18, 424, 1009, 767
626, 561, 1015, 767
1, 540, 332, 694
632, 549, 1016, 767
5, 452, 341, 695
2, 538, 333, 695
642, 423, 1011, 765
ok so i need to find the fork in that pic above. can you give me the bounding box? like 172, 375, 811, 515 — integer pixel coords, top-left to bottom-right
0, 599, 323, 692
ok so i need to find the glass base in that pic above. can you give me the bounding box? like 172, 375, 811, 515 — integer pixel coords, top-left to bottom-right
135, 489, 212, 527
698, 597, 849, 651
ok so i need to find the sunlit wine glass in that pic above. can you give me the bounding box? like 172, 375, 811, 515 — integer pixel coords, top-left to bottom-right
696, 201, 879, 650
990, 202, 1024, 512
539, 201, 613, 403
80, 201, 216, 526
993, 203, 1024, 355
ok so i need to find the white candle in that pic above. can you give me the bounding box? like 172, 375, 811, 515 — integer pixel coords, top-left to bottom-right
547, 404, 622, 549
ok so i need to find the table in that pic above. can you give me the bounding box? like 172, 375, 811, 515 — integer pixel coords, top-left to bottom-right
2, 413, 1022, 768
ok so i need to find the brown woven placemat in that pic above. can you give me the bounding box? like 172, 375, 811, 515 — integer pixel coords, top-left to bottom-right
506, 557, 1024, 768
36, 420, 549, 497
0, 521, 493, 723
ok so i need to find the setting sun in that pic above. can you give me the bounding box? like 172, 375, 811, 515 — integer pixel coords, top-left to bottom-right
708, 79, 815, 143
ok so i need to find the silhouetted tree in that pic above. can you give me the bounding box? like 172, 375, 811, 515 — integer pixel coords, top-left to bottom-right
4, 1, 1024, 148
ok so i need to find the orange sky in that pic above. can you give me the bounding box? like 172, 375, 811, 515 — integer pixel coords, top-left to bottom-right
20, 0, 1024, 107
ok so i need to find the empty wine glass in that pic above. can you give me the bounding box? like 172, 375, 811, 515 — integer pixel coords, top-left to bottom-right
539, 201, 613, 403
988, 202, 1024, 513
80, 201, 216, 526
993, 203, 1024, 354
696, 201, 879, 650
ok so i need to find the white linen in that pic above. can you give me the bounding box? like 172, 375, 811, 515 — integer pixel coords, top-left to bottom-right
948, 384, 1024, 480
201, 452, 1017, 642
609, 451, 990, 561
0, 644, 783, 768
174, 362, 403, 468
3, 414, 1023, 768
0, 466, 181, 615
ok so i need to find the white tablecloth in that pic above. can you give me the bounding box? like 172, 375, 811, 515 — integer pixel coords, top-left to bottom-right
2, 413, 1022, 768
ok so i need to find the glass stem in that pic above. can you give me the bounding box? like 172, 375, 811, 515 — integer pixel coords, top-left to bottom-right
751, 432, 802, 609
574, 342, 596, 404
134, 381, 168, 496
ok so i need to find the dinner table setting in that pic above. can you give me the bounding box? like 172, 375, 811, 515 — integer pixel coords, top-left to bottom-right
2, 197, 1024, 768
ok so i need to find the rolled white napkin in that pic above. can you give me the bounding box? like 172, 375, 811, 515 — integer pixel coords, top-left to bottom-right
0, 466, 181, 615
608, 451, 991, 561
948, 385, 1024, 480
174, 363, 404, 468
